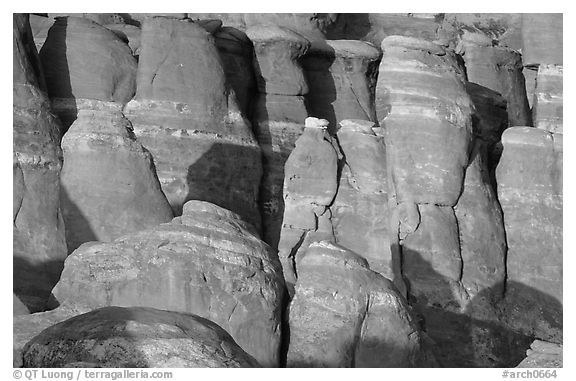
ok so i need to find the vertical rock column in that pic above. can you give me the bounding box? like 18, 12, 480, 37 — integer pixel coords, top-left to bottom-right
496, 127, 562, 343
124, 17, 263, 231
456, 30, 531, 126
39, 16, 173, 253
532, 64, 563, 134
13, 13, 67, 311
214, 27, 257, 119
246, 26, 311, 248
376, 36, 472, 308
277, 117, 339, 294
39, 16, 137, 131
301, 40, 382, 133
331, 119, 402, 288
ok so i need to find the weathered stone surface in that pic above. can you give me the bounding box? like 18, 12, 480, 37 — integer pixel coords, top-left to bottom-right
248, 28, 312, 247
331, 120, 400, 286
516, 340, 562, 368
455, 142, 506, 299
22, 307, 261, 368
59, 99, 174, 253
287, 241, 434, 367
51, 201, 284, 367
47, 13, 129, 25
13, 14, 67, 312
104, 23, 141, 56
326, 13, 439, 47
14, 304, 85, 367
278, 118, 339, 292
377, 36, 473, 206
465, 82, 508, 172
40, 17, 137, 129
14, 295, 30, 316
124, 18, 262, 230
214, 27, 256, 118
29, 14, 53, 51
456, 30, 531, 126
246, 26, 310, 96
301, 40, 382, 132
521, 14, 562, 66
402, 204, 466, 309
496, 127, 562, 342
533, 65, 563, 134
188, 13, 337, 42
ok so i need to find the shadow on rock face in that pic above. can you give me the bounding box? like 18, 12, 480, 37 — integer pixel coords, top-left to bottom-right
402, 248, 562, 367
39, 17, 77, 132
185, 142, 263, 233
13, 255, 63, 313
60, 186, 98, 255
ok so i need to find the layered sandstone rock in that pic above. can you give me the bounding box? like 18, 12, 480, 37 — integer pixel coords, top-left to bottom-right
59, 99, 173, 253
22, 307, 260, 368
287, 241, 434, 367
13, 14, 67, 311
301, 40, 382, 132
331, 120, 400, 286
326, 13, 439, 47
247, 26, 311, 247
456, 30, 531, 126
496, 127, 562, 342
51, 201, 284, 367
516, 340, 562, 368
277, 118, 339, 293
214, 27, 256, 118
521, 14, 563, 67
39, 16, 137, 130
124, 18, 262, 230
532, 65, 563, 134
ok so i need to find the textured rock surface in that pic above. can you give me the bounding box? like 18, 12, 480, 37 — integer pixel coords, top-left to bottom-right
249, 27, 311, 248
516, 340, 562, 368
214, 27, 256, 118
22, 307, 261, 368
104, 23, 141, 56
246, 26, 310, 96
14, 295, 30, 316
59, 99, 173, 253
377, 36, 473, 205
124, 18, 262, 230
13, 14, 67, 311
331, 120, 401, 287
533, 65, 563, 134
456, 30, 531, 126
496, 127, 562, 342
29, 14, 53, 51
302, 40, 382, 132
287, 241, 434, 367
521, 14, 563, 66
39, 16, 137, 129
51, 201, 284, 367
277, 118, 339, 293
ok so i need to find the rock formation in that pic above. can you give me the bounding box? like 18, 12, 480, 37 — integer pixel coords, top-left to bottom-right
59, 99, 174, 253
13, 13, 67, 312
532, 65, 563, 134
521, 14, 563, 67
456, 30, 531, 126
124, 17, 262, 230
516, 340, 563, 368
301, 40, 382, 132
247, 25, 311, 248
39, 16, 137, 130
287, 241, 434, 367
50, 201, 284, 367
277, 117, 339, 294
22, 307, 261, 368
496, 127, 562, 343
331, 120, 401, 287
